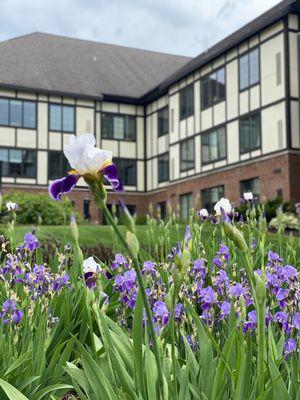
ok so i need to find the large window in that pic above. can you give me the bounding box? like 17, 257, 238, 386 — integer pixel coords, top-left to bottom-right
180, 193, 193, 220
0, 98, 36, 128
102, 113, 136, 141
180, 84, 194, 119
0, 148, 37, 178
180, 138, 194, 172
114, 158, 136, 186
202, 126, 226, 164
158, 106, 169, 137
158, 153, 169, 183
48, 151, 70, 180
239, 112, 261, 153
49, 104, 74, 132
202, 186, 224, 213
239, 48, 260, 90
201, 67, 226, 109
240, 177, 259, 198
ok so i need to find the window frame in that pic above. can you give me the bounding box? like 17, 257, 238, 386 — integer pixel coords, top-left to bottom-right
0, 97, 37, 129
201, 125, 227, 165
0, 147, 37, 179
179, 192, 193, 220
158, 152, 169, 183
200, 66, 226, 110
239, 111, 261, 154
180, 138, 195, 172
240, 177, 260, 198
113, 157, 137, 186
239, 47, 260, 92
179, 84, 194, 120
49, 103, 75, 133
157, 106, 169, 137
48, 150, 70, 181
101, 112, 137, 141
201, 185, 225, 213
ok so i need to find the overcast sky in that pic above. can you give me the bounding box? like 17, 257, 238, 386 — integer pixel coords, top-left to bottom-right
0, 0, 281, 57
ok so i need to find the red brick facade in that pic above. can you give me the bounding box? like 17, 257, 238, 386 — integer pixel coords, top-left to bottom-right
2, 151, 300, 223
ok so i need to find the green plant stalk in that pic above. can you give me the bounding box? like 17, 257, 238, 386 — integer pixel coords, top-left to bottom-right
102, 205, 165, 399
257, 294, 266, 399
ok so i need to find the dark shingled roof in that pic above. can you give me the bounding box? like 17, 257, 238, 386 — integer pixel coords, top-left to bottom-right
0, 32, 191, 100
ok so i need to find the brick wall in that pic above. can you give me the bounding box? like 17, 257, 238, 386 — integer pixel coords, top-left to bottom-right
2, 151, 300, 223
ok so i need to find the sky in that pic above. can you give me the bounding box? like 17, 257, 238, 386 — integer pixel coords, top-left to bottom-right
0, 0, 282, 57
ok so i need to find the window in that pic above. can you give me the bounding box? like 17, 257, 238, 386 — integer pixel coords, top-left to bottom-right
48, 151, 70, 180
0, 148, 36, 178
49, 104, 74, 132
201, 67, 226, 109
240, 177, 259, 198
180, 193, 193, 220
202, 186, 224, 213
239, 48, 260, 90
180, 84, 194, 119
114, 158, 136, 186
239, 112, 261, 153
158, 106, 169, 137
180, 138, 194, 172
157, 201, 167, 220
158, 153, 169, 183
102, 113, 136, 141
202, 126, 226, 164
0, 98, 36, 128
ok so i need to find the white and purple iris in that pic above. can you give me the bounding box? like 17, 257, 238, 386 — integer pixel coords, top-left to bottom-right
49, 134, 123, 201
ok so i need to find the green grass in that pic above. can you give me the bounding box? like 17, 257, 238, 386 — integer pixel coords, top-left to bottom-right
1, 223, 299, 253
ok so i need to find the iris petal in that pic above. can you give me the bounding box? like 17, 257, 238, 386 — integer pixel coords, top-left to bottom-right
49, 174, 80, 201
103, 163, 123, 192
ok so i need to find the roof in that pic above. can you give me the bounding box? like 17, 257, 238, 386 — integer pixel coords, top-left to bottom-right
0, 32, 191, 100
143, 0, 300, 102
0, 0, 299, 103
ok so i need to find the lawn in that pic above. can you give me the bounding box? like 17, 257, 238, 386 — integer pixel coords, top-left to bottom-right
2, 223, 299, 254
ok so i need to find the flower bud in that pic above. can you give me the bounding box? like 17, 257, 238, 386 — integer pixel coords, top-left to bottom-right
254, 273, 266, 305
126, 231, 139, 258
221, 208, 248, 253
119, 201, 135, 233
70, 213, 79, 243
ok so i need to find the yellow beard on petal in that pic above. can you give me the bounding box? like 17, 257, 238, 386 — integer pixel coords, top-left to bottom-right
102, 160, 113, 170
68, 169, 80, 175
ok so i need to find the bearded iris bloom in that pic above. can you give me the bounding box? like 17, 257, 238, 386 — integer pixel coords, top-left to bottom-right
49, 134, 123, 201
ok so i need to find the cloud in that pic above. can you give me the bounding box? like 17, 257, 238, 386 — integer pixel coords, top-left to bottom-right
0, 0, 281, 56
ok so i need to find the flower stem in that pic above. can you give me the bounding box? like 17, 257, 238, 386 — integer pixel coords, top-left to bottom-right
102, 206, 165, 399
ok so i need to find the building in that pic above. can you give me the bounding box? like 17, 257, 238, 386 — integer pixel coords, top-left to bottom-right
0, 0, 300, 221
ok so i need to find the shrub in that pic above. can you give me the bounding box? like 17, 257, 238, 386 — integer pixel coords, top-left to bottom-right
1, 192, 84, 225
269, 212, 299, 231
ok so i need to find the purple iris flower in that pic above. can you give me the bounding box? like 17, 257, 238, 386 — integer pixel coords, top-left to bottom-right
274, 311, 290, 333
229, 283, 245, 299
24, 232, 39, 252
219, 301, 230, 320
184, 226, 192, 248
268, 251, 281, 264
111, 253, 128, 270
191, 259, 207, 280
153, 301, 170, 327
167, 243, 181, 261
219, 245, 230, 261
142, 261, 156, 277
174, 303, 184, 322
282, 265, 298, 282
276, 288, 289, 308
1, 299, 23, 325
213, 257, 223, 268
293, 313, 300, 330
198, 286, 215, 308
284, 338, 297, 355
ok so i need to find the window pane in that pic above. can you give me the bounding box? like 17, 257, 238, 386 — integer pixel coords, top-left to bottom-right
210, 73, 218, 103
23, 102, 36, 128
187, 85, 194, 116
10, 100, 22, 127
249, 49, 259, 85
218, 127, 226, 159
158, 153, 169, 182
239, 54, 249, 90
210, 131, 218, 160
48, 152, 61, 180
250, 114, 261, 149
158, 107, 169, 136
113, 116, 124, 139
102, 114, 113, 138
180, 193, 192, 220
125, 116, 136, 140
202, 186, 224, 212
217, 68, 226, 99
50, 105, 62, 131
202, 133, 210, 164
0, 148, 9, 176
180, 139, 194, 171
23, 150, 36, 178
240, 177, 259, 197
180, 85, 194, 119
9, 149, 22, 176
240, 118, 250, 152
201, 77, 210, 109
63, 106, 74, 132
115, 158, 136, 186
0, 99, 9, 125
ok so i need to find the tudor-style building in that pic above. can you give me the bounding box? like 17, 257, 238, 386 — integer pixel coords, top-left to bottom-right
0, 0, 300, 221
